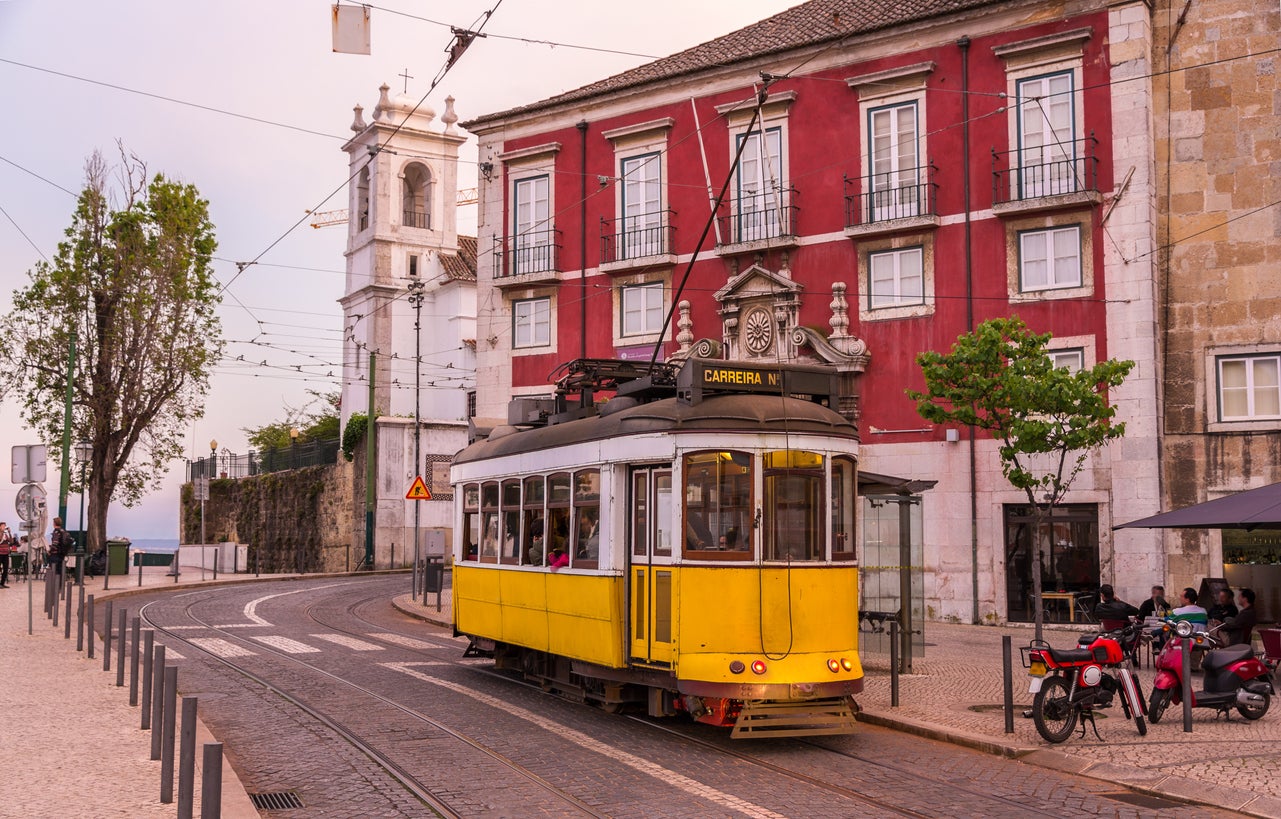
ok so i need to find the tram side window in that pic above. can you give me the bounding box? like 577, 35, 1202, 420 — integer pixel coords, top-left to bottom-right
573, 469, 601, 567
523, 475, 546, 566
501, 479, 522, 564
763, 451, 824, 562
683, 451, 752, 556
480, 481, 500, 561
547, 472, 572, 566
462, 483, 480, 561
832, 456, 857, 562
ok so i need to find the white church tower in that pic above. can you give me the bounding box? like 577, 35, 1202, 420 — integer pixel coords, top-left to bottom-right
339, 84, 477, 561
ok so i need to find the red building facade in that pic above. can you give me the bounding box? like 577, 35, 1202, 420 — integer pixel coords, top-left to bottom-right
464, 0, 1163, 623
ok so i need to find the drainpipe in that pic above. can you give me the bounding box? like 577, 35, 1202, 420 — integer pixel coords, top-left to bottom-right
958, 35, 980, 625
577, 120, 589, 369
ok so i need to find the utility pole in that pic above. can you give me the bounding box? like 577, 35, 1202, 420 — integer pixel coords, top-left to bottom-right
407, 276, 426, 579
364, 351, 376, 570
57, 336, 75, 527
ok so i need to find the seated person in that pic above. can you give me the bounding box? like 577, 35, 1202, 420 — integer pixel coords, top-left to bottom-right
1207, 587, 1238, 625
685, 511, 714, 550
1094, 583, 1139, 628
526, 519, 545, 565
1137, 584, 1170, 620
1171, 587, 1208, 625
1221, 588, 1258, 646
548, 545, 569, 571
576, 510, 599, 560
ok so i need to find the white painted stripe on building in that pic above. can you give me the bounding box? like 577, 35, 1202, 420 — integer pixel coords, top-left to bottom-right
369, 632, 436, 650
383, 662, 788, 819
249, 635, 321, 654
187, 638, 256, 658
308, 633, 384, 651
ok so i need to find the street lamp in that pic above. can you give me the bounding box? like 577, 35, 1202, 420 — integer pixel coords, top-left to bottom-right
74, 440, 91, 586
407, 274, 426, 581
290, 426, 300, 469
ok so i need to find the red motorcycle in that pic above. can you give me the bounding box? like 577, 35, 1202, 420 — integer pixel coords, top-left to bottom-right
1024, 623, 1147, 743
1148, 621, 1273, 723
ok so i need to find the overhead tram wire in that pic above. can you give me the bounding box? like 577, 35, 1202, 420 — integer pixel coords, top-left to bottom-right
0, 202, 49, 262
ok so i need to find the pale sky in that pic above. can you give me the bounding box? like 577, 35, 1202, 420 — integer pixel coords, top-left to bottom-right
0, 0, 797, 537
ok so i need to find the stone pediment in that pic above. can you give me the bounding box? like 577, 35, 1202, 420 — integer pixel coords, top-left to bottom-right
713, 263, 802, 304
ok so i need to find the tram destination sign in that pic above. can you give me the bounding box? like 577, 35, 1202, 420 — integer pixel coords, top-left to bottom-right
678, 358, 837, 405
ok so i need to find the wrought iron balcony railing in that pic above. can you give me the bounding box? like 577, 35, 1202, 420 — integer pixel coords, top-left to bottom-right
844, 164, 938, 228
992, 134, 1100, 205
494, 227, 562, 278
403, 209, 430, 229
600, 212, 675, 264
717, 187, 799, 246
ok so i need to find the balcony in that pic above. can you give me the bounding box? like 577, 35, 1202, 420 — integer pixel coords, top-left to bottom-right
714, 187, 799, 256
402, 209, 430, 229
599, 213, 676, 273
843, 164, 939, 238
992, 134, 1102, 215
493, 228, 562, 287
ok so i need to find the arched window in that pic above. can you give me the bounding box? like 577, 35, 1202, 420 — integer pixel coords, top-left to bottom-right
403, 163, 433, 229
357, 166, 371, 231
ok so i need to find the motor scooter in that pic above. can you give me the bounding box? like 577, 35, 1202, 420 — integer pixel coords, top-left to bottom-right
1024, 623, 1147, 743
1148, 620, 1274, 723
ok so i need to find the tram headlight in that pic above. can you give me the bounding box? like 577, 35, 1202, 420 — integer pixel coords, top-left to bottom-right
827, 659, 840, 673
751, 660, 768, 675
840, 658, 854, 672
729, 661, 745, 675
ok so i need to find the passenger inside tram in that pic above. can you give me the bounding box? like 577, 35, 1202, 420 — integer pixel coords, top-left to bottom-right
526, 517, 545, 565
576, 508, 599, 559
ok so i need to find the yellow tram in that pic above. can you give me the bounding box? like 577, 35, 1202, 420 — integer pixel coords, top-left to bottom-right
451, 358, 864, 737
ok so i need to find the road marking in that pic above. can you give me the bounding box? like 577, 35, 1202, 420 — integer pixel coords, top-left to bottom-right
383, 662, 788, 819
309, 633, 384, 651
242, 582, 347, 626
370, 632, 437, 650
188, 638, 256, 658
249, 635, 321, 654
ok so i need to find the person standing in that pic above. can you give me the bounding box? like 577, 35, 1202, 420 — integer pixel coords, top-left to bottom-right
48, 516, 72, 578
0, 522, 13, 587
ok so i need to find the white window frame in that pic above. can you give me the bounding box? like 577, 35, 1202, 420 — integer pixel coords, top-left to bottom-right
1015, 71, 1077, 198
1006, 212, 1093, 303
1049, 348, 1084, 372
512, 175, 552, 275
735, 127, 785, 242
868, 101, 921, 221
621, 282, 665, 337
868, 246, 924, 309
610, 272, 672, 351
1218, 354, 1281, 422
620, 153, 664, 259
513, 297, 551, 349
1018, 225, 1082, 292
857, 233, 935, 322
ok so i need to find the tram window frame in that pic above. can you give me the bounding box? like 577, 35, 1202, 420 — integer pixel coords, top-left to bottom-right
831, 456, 858, 562
682, 450, 753, 561
762, 450, 825, 562
546, 472, 573, 567
479, 481, 500, 563
523, 475, 546, 566
500, 478, 523, 565
461, 483, 480, 562
572, 468, 601, 568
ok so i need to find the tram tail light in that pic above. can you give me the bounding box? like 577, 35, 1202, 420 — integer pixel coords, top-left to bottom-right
750, 660, 767, 675
840, 657, 854, 671
827, 659, 840, 673
729, 661, 745, 675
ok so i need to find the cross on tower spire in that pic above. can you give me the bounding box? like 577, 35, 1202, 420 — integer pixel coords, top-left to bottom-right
398, 68, 414, 94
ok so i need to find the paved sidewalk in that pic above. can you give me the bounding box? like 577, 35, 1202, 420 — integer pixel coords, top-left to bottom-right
0, 564, 262, 819
395, 588, 1281, 819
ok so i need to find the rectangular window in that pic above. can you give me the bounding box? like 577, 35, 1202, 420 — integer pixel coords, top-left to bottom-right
621, 283, 664, 337
735, 128, 783, 241
513, 297, 550, 348
1219, 355, 1281, 420
513, 175, 551, 273
868, 102, 919, 220
868, 247, 924, 308
620, 154, 663, 258
1050, 348, 1084, 372
1017, 72, 1076, 197
1019, 226, 1081, 291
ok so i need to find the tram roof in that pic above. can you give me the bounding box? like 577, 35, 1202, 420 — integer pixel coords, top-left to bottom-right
455, 393, 858, 464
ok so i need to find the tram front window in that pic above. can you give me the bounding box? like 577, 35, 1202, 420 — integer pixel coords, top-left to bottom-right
763, 451, 824, 562
683, 450, 752, 557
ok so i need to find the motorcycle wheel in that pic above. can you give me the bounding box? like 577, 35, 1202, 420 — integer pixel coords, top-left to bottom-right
1148, 687, 1171, 724
1237, 693, 1270, 721
1033, 675, 1078, 744
1133, 712, 1147, 736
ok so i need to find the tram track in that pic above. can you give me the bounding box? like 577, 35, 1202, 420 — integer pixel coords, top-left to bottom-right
137, 583, 611, 819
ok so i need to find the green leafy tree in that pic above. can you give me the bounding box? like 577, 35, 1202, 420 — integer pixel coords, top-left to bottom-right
0, 150, 222, 554
243, 390, 341, 451
908, 316, 1134, 640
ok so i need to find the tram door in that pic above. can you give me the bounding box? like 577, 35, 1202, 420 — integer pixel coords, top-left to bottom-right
628, 467, 675, 665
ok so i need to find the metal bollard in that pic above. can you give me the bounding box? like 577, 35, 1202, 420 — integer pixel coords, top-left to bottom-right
1002, 634, 1015, 734
178, 696, 198, 819
103, 600, 114, 672
150, 644, 167, 759
51, 573, 60, 627
161, 665, 178, 803
138, 554, 144, 587
141, 630, 155, 729
201, 743, 223, 819
1182, 637, 1194, 733
116, 608, 127, 687
129, 617, 141, 705
87, 594, 96, 659
64, 585, 72, 638
889, 620, 900, 707
76, 587, 85, 651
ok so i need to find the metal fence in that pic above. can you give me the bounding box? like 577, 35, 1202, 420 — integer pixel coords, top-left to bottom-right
185, 438, 340, 482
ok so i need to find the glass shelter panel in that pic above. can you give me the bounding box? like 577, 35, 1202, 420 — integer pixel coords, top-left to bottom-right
860, 495, 925, 656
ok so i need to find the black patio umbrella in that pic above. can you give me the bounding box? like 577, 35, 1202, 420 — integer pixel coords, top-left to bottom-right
1114, 481, 1281, 531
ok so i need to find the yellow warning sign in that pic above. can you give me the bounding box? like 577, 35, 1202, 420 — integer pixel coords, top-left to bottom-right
406, 476, 432, 500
